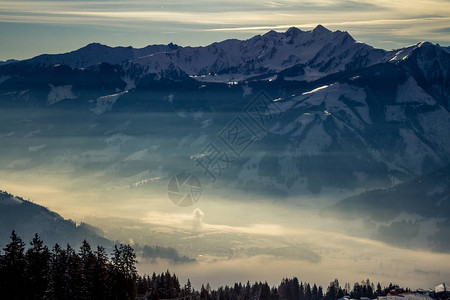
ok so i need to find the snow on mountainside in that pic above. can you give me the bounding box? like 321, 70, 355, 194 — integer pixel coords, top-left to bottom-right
47, 84, 77, 105
388, 44, 420, 62
23, 42, 181, 69
91, 90, 128, 115
391, 42, 450, 109
234, 62, 450, 194
0, 25, 448, 198
1, 25, 448, 88
124, 25, 387, 83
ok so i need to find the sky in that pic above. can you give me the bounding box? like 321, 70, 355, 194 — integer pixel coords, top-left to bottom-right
0, 0, 450, 61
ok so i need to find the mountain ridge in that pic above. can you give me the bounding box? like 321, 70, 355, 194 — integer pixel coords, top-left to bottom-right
19, 42, 181, 69
0, 189, 110, 249
0, 25, 448, 200
123, 25, 388, 83
0, 189, 196, 263
1, 25, 448, 89
2, 25, 448, 98
322, 164, 450, 252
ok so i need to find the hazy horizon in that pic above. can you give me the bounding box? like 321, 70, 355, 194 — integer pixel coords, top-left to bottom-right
1, 162, 449, 291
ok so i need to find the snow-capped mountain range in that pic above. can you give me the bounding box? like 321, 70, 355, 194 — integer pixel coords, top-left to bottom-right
123, 25, 388, 83
2, 25, 448, 99
22, 42, 181, 69
1, 26, 449, 253
4, 25, 447, 88
0, 25, 448, 197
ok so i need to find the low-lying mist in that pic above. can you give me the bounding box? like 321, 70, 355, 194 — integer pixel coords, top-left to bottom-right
1, 106, 449, 290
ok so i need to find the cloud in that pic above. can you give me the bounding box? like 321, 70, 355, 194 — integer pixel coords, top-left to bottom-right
0, 0, 448, 28
246, 245, 322, 263
204, 16, 450, 32
141, 244, 196, 264
141, 209, 296, 237
192, 208, 204, 231
434, 27, 450, 33
1, 0, 449, 60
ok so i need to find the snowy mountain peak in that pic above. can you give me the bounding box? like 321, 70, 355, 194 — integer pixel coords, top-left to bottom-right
22, 42, 182, 69
285, 27, 302, 35
123, 25, 385, 83
417, 41, 433, 48
84, 42, 108, 49
2, 26, 446, 91
0, 27, 449, 199
264, 29, 279, 36
311, 24, 331, 35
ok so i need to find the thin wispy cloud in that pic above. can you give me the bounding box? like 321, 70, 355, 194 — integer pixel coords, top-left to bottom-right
205, 16, 450, 31
0, 0, 448, 26
0, 0, 449, 62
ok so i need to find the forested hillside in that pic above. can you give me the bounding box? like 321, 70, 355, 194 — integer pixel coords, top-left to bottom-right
0, 231, 404, 300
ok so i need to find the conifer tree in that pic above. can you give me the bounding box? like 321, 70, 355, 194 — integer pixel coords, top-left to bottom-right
50, 243, 70, 299
318, 286, 324, 300
305, 283, 312, 300
79, 240, 96, 299
312, 284, 319, 300
93, 246, 110, 300
25, 233, 51, 300
2, 230, 27, 299
66, 244, 84, 300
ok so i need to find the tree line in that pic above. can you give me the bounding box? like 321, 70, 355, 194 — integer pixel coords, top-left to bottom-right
0, 231, 137, 300
0, 231, 401, 300
136, 274, 399, 300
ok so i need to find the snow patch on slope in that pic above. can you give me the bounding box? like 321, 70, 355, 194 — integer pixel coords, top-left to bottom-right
47, 84, 77, 105
396, 76, 436, 105
418, 107, 450, 156
385, 105, 406, 122
0, 75, 10, 84
91, 91, 128, 115
397, 128, 441, 174
122, 76, 136, 90
288, 83, 371, 129
388, 44, 418, 62
297, 122, 332, 154
302, 85, 331, 95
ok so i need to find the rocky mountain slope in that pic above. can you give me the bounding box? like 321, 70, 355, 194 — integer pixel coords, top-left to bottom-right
0, 25, 448, 198
323, 164, 450, 252
0, 190, 110, 249
0, 190, 195, 262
